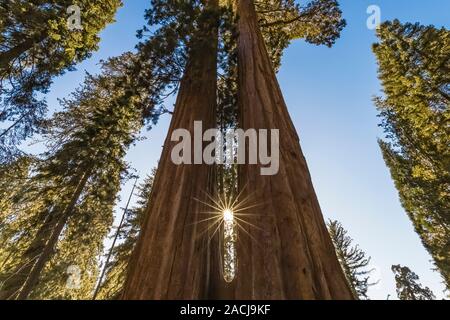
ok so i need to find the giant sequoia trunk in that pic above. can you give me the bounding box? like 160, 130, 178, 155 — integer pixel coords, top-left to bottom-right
121, 0, 219, 300
232, 0, 354, 299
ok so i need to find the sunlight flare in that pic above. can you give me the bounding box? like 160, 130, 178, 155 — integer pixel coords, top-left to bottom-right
193, 187, 263, 283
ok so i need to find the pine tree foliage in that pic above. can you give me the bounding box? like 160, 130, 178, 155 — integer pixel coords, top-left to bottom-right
374, 20, 450, 288
255, 0, 346, 69
1, 0, 214, 299
0, 155, 34, 224
0, 0, 122, 162
215, 0, 346, 132
96, 170, 156, 300
0, 156, 43, 275
392, 264, 436, 300
217, 0, 346, 85
0, 0, 354, 299
327, 220, 375, 299
0, 53, 153, 300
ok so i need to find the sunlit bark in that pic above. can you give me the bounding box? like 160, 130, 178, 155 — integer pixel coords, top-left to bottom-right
121, 0, 220, 300
232, 0, 354, 300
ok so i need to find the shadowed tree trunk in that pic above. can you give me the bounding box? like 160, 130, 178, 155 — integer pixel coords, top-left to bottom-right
232, 0, 354, 300
0, 169, 92, 300
0, 210, 56, 300
0, 34, 45, 73
121, 0, 219, 300
15, 168, 93, 300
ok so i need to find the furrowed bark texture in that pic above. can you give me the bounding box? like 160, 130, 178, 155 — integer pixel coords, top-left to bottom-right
233, 0, 354, 300
121, 1, 219, 300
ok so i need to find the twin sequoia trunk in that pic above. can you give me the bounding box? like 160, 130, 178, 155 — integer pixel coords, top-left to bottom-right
123, 0, 353, 300
232, 0, 354, 299
121, 1, 219, 300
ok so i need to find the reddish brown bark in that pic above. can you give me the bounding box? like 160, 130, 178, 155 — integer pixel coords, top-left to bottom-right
121, 1, 219, 300
232, 0, 354, 300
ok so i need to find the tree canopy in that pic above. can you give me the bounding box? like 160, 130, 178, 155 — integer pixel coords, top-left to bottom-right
392, 264, 436, 300
0, 53, 150, 299
374, 20, 450, 289
328, 220, 375, 299
0, 0, 122, 162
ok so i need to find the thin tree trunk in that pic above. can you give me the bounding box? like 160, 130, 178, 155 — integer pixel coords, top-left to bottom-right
121, 0, 219, 300
232, 0, 354, 300
0, 112, 31, 138
0, 209, 56, 300
92, 177, 138, 300
0, 168, 92, 300
0, 34, 45, 72
17, 168, 93, 300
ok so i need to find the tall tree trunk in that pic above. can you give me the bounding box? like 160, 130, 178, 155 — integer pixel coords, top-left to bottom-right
121, 0, 219, 300
0, 34, 46, 73
232, 0, 354, 300
15, 167, 92, 300
0, 211, 55, 300
0, 169, 92, 300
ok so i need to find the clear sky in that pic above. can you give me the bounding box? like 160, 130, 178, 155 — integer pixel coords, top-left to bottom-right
29, 0, 450, 299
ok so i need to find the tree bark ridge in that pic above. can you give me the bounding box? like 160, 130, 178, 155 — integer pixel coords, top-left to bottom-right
233, 0, 354, 300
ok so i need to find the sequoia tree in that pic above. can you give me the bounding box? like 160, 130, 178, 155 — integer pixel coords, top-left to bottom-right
121, 0, 353, 300
228, 0, 353, 299
121, 0, 220, 299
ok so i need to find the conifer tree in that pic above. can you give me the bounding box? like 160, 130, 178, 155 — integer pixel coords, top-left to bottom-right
256, 0, 346, 70
96, 170, 156, 300
327, 220, 375, 299
0, 0, 122, 162
373, 20, 450, 289
0, 53, 155, 300
392, 265, 436, 300
122, 0, 220, 299
223, 0, 353, 299
122, 0, 352, 299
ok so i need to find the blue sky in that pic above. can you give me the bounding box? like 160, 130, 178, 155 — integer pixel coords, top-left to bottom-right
29, 0, 450, 299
